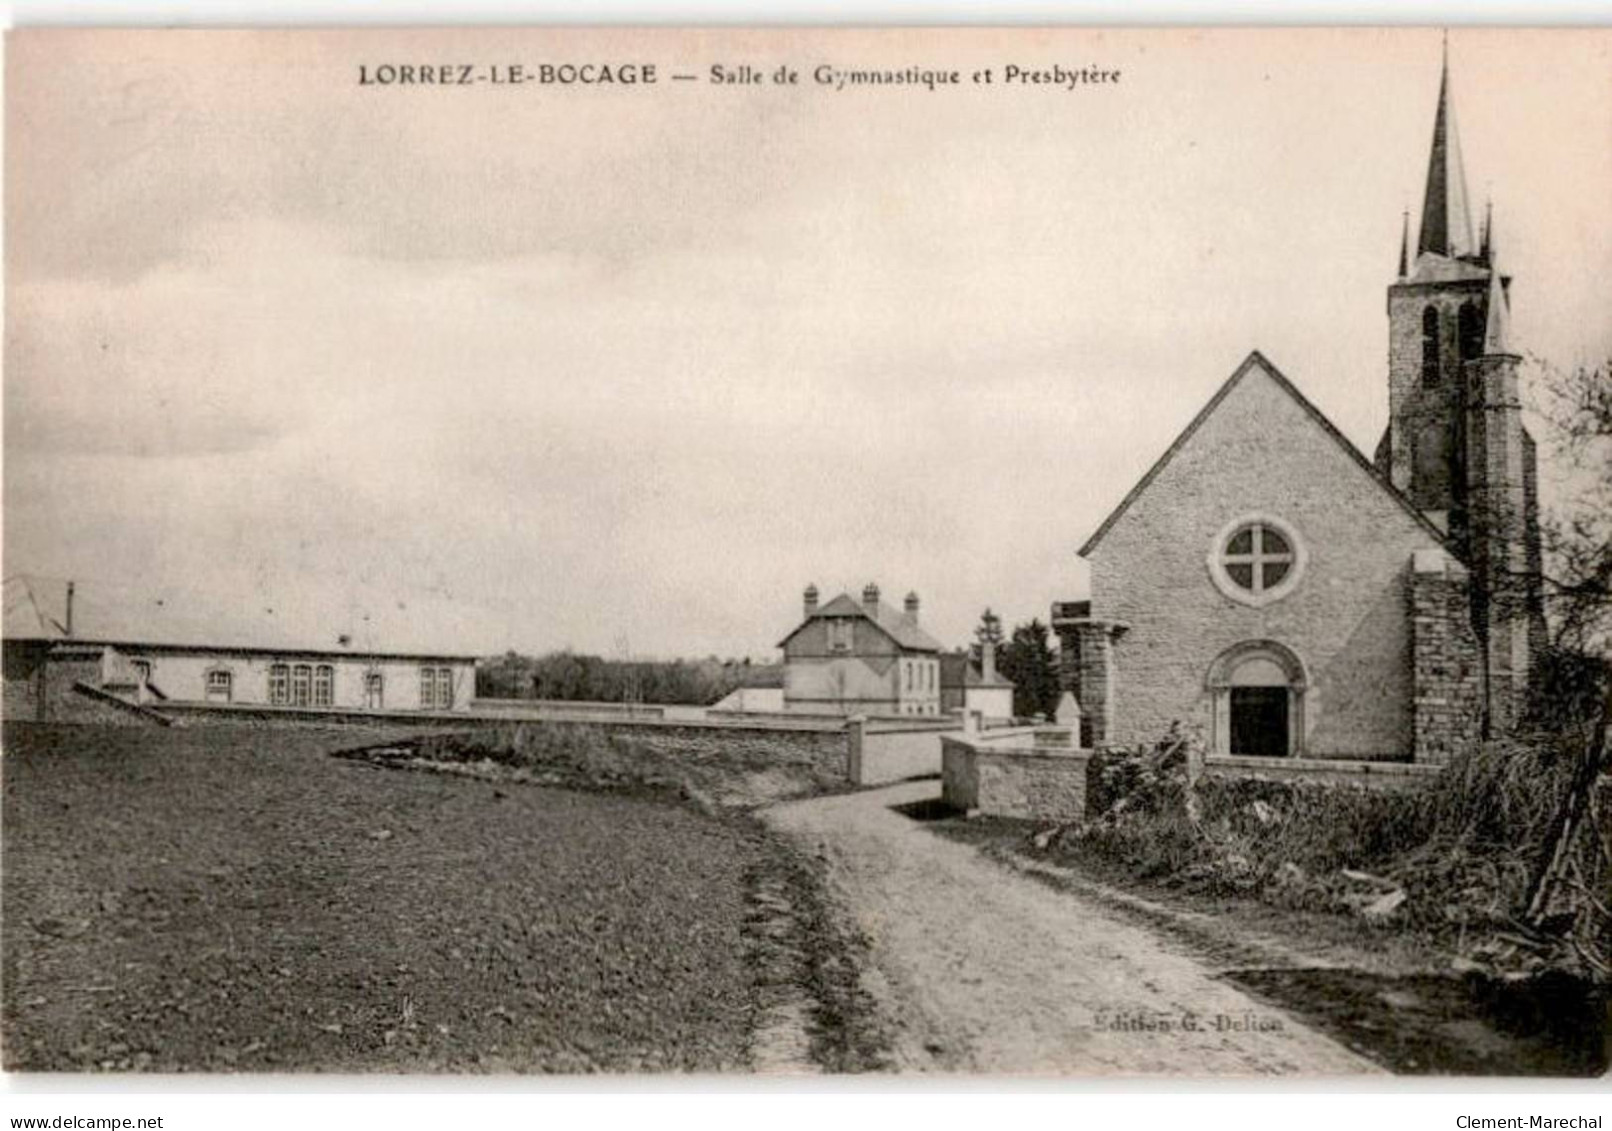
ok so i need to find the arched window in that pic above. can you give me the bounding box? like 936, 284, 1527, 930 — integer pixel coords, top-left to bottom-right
205, 668, 233, 703
365, 671, 384, 710
313, 665, 334, 707
1207, 514, 1307, 607
269, 663, 290, 705
291, 664, 312, 707
1458, 301, 1484, 362
1206, 641, 1308, 758
1421, 306, 1441, 386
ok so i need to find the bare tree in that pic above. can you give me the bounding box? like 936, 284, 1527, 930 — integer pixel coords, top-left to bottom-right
1538, 359, 1611, 619
1532, 357, 1612, 721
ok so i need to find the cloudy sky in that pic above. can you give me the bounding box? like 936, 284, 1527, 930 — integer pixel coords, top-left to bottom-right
6, 26, 1610, 659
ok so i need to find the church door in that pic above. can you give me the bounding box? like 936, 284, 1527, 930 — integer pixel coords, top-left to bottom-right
1229, 686, 1289, 757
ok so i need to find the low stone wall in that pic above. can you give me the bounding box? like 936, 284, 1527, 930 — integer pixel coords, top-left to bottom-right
159, 701, 503, 729
708, 707, 850, 723
615, 723, 848, 779
1201, 753, 1441, 792
847, 719, 962, 785
162, 699, 843, 733
470, 697, 669, 720
66, 683, 176, 727
941, 736, 1092, 821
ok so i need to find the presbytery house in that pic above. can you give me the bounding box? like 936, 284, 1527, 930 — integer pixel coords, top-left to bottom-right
1054, 56, 1545, 764
779, 583, 944, 716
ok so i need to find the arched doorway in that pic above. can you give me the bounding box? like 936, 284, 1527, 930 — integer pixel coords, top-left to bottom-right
1207, 641, 1308, 757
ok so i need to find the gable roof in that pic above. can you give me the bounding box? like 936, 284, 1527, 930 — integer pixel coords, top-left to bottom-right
1078, 351, 1453, 558
777, 591, 943, 653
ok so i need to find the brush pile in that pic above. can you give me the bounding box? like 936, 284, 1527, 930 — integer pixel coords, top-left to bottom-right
1045, 711, 1612, 982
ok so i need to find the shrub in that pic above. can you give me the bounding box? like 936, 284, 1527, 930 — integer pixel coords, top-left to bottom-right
1058, 730, 1591, 936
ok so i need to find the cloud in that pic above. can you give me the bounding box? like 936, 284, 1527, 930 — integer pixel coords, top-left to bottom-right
5, 27, 1611, 658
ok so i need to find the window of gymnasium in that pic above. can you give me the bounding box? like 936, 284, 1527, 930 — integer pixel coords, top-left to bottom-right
291, 664, 312, 707
313, 665, 334, 708
365, 671, 384, 710
269, 663, 290, 705
420, 666, 453, 710
205, 668, 233, 703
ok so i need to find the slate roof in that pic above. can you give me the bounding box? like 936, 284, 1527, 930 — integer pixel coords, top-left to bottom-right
1, 574, 481, 661
939, 651, 1014, 690
1418, 48, 1478, 260
778, 591, 944, 653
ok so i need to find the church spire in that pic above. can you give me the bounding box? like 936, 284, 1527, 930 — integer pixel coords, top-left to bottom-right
1417, 37, 1478, 259
1482, 261, 1511, 355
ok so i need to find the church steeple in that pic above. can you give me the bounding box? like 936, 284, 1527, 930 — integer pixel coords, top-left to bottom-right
1385, 40, 1543, 736
1417, 40, 1478, 259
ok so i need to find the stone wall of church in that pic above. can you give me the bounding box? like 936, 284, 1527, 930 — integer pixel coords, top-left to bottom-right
1086, 363, 1443, 760
1410, 550, 1484, 763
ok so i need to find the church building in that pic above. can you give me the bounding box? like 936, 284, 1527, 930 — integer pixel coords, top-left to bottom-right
1053, 55, 1545, 764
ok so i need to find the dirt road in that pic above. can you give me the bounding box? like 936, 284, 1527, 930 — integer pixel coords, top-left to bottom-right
763, 780, 1380, 1076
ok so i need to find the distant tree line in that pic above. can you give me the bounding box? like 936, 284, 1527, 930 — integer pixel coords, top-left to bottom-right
476, 650, 758, 706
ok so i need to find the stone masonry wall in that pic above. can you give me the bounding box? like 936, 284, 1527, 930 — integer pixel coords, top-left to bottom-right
942, 737, 1091, 822
1410, 551, 1484, 764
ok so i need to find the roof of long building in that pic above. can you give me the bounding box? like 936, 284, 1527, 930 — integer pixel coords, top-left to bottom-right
2, 574, 482, 661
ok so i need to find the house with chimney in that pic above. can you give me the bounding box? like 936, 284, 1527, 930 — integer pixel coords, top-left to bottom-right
778, 583, 944, 716
1052, 53, 1545, 764
940, 645, 1016, 721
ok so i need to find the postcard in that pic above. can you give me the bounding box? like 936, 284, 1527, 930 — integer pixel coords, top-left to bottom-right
5, 26, 1610, 1082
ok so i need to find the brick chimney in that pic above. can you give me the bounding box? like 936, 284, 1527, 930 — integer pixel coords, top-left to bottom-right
862, 582, 880, 614
982, 639, 997, 683
803, 583, 819, 619
903, 591, 920, 626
